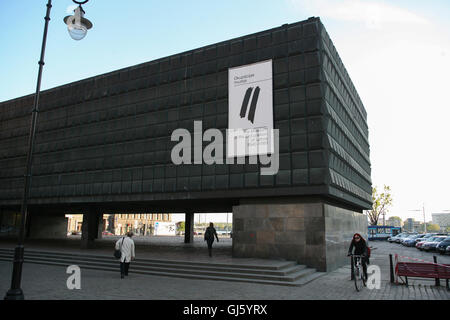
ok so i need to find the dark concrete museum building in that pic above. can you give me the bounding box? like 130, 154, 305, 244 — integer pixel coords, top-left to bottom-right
0, 17, 372, 272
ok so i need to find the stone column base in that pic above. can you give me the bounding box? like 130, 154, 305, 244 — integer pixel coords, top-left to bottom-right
184, 212, 194, 243
232, 200, 367, 272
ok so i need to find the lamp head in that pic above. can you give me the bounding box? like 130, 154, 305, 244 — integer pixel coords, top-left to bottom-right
63, 5, 92, 40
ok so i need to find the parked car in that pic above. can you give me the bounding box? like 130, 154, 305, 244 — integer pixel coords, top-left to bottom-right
446, 245, 450, 255
395, 233, 413, 243
387, 235, 397, 243
216, 230, 231, 235
436, 236, 450, 255
102, 231, 114, 236
399, 234, 413, 245
415, 233, 433, 243
416, 238, 429, 250
421, 236, 447, 252
402, 234, 424, 247
400, 233, 419, 244
388, 233, 408, 243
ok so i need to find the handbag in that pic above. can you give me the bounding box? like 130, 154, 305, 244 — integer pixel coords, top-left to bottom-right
114, 237, 125, 259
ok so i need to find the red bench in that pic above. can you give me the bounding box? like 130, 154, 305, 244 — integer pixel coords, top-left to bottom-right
396, 262, 450, 289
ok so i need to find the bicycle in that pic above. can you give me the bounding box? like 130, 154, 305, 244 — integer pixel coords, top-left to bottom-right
349, 254, 367, 291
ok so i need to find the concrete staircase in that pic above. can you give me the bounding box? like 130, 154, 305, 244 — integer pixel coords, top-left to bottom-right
0, 248, 325, 287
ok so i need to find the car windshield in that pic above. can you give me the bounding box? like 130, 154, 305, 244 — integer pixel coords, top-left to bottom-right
444, 237, 450, 241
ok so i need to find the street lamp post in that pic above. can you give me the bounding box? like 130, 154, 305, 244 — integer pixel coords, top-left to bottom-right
409, 204, 426, 234
64, 0, 93, 40
4, 0, 92, 300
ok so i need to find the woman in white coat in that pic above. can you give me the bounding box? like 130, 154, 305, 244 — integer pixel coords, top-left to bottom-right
115, 231, 135, 278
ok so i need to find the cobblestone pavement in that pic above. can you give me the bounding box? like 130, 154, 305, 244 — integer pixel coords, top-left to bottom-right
0, 237, 449, 300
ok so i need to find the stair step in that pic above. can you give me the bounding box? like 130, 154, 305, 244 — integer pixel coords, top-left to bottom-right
0, 248, 296, 271
0, 248, 323, 287
0, 254, 313, 282
0, 252, 305, 278
0, 257, 317, 287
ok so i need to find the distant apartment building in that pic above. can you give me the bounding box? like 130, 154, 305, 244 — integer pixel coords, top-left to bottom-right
403, 218, 423, 232
66, 213, 172, 236
115, 213, 172, 235
432, 213, 450, 230
413, 221, 423, 232
386, 217, 403, 228
404, 218, 413, 232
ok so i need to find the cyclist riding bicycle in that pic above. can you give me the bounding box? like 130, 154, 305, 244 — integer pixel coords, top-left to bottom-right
347, 233, 369, 280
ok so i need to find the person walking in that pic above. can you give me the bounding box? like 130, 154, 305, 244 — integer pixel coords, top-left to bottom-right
204, 222, 219, 257
115, 231, 135, 279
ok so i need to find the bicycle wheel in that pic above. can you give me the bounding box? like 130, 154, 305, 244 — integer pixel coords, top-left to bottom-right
354, 266, 363, 291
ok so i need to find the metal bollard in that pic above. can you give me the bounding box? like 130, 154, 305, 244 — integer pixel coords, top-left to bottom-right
389, 254, 394, 283
433, 256, 440, 287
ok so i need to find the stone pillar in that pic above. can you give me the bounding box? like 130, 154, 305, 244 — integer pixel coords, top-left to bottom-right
81, 209, 103, 249
184, 211, 194, 243
97, 215, 104, 239
323, 204, 368, 271
108, 215, 115, 233
232, 200, 367, 272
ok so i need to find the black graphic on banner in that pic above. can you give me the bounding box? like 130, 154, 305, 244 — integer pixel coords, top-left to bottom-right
239, 86, 260, 124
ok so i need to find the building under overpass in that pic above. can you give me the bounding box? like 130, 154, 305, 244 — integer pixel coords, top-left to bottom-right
0, 17, 371, 272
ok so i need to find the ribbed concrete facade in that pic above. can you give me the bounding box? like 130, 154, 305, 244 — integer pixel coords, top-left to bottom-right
0, 17, 371, 211
0, 17, 371, 270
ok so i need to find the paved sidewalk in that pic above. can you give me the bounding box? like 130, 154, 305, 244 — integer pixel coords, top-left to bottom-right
0, 238, 449, 300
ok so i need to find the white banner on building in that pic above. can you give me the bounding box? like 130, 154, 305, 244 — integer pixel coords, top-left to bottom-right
227, 60, 274, 158
154, 222, 176, 236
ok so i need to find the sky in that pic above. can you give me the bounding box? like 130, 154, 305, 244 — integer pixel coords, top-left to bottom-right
1, 1, 450, 223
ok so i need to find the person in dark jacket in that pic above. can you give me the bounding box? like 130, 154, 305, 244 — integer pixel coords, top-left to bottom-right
348, 233, 368, 280
204, 222, 219, 257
